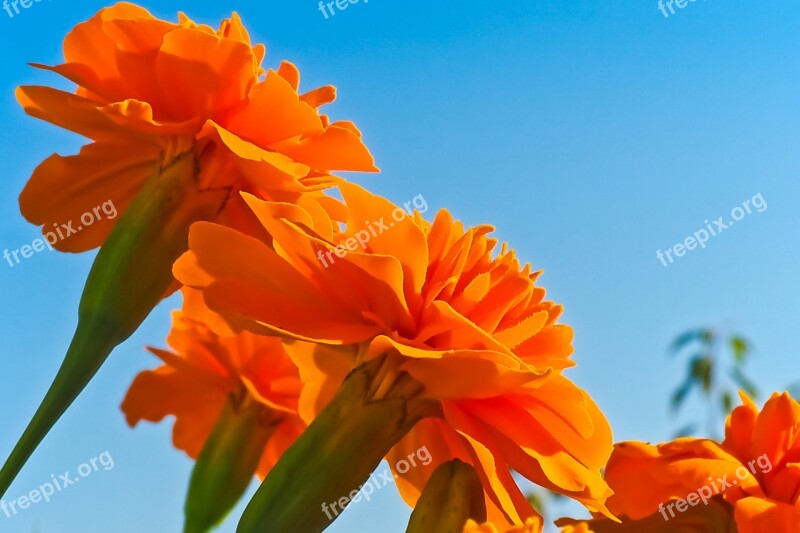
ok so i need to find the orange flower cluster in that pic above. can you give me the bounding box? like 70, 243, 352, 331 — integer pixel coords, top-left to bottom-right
10, 3, 797, 533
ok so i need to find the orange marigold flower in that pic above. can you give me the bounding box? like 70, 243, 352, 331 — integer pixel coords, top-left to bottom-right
18, 2, 377, 252
174, 183, 614, 526
592, 392, 800, 533
121, 290, 305, 479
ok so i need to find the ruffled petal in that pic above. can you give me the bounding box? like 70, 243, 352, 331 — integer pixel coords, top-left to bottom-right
19, 141, 161, 252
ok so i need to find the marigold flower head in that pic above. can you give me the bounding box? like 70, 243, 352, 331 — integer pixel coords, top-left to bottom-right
121, 289, 305, 478
597, 392, 800, 532
17, 2, 377, 252
174, 183, 614, 525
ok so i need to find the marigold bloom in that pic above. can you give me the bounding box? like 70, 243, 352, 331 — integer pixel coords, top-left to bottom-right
175, 183, 614, 526
18, 2, 377, 252
576, 392, 800, 532
121, 290, 305, 478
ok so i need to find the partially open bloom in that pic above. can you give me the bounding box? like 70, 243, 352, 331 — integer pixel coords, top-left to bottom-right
175, 183, 614, 526
563, 392, 800, 532
18, 2, 377, 252
121, 289, 305, 478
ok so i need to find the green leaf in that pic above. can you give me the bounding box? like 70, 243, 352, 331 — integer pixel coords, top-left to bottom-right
721, 389, 734, 413
670, 378, 695, 412
689, 355, 714, 393
730, 336, 750, 364
525, 492, 545, 514
668, 330, 709, 356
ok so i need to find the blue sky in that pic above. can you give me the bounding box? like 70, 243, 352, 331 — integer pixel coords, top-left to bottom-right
0, 0, 798, 531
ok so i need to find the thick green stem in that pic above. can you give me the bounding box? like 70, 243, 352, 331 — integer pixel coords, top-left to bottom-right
0, 153, 228, 497
237, 356, 437, 533
184, 393, 278, 533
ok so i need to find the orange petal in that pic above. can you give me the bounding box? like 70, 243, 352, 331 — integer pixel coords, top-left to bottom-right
175, 221, 384, 344
16, 85, 197, 140
62, 3, 159, 101
19, 141, 161, 252
155, 27, 256, 121
202, 121, 312, 192
734, 497, 800, 533
749, 393, 800, 480
225, 69, 325, 146
277, 61, 300, 91
605, 439, 761, 520
121, 366, 229, 459
270, 124, 379, 172
300, 85, 336, 108
280, 340, 355, 423
338, 182, 428, 298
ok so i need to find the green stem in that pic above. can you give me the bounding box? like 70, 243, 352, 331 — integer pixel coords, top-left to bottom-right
0, 153, 228, 497
237, 356, 438, 533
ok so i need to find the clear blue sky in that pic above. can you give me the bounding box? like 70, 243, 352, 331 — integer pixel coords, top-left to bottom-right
0, 1, 798, 531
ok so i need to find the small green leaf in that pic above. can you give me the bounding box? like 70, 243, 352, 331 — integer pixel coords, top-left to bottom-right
668, 330, 707, 356
721, 389, 734, 413
525, 491, 545, 514
689, 355, 713, 393
671, 378, 695, 412
730, 337, 750, 364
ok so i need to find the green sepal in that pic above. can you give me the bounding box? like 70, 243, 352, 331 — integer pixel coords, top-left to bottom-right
185, 393, 277, 533
237, 356, 436, 533
405, 460, 486, 533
